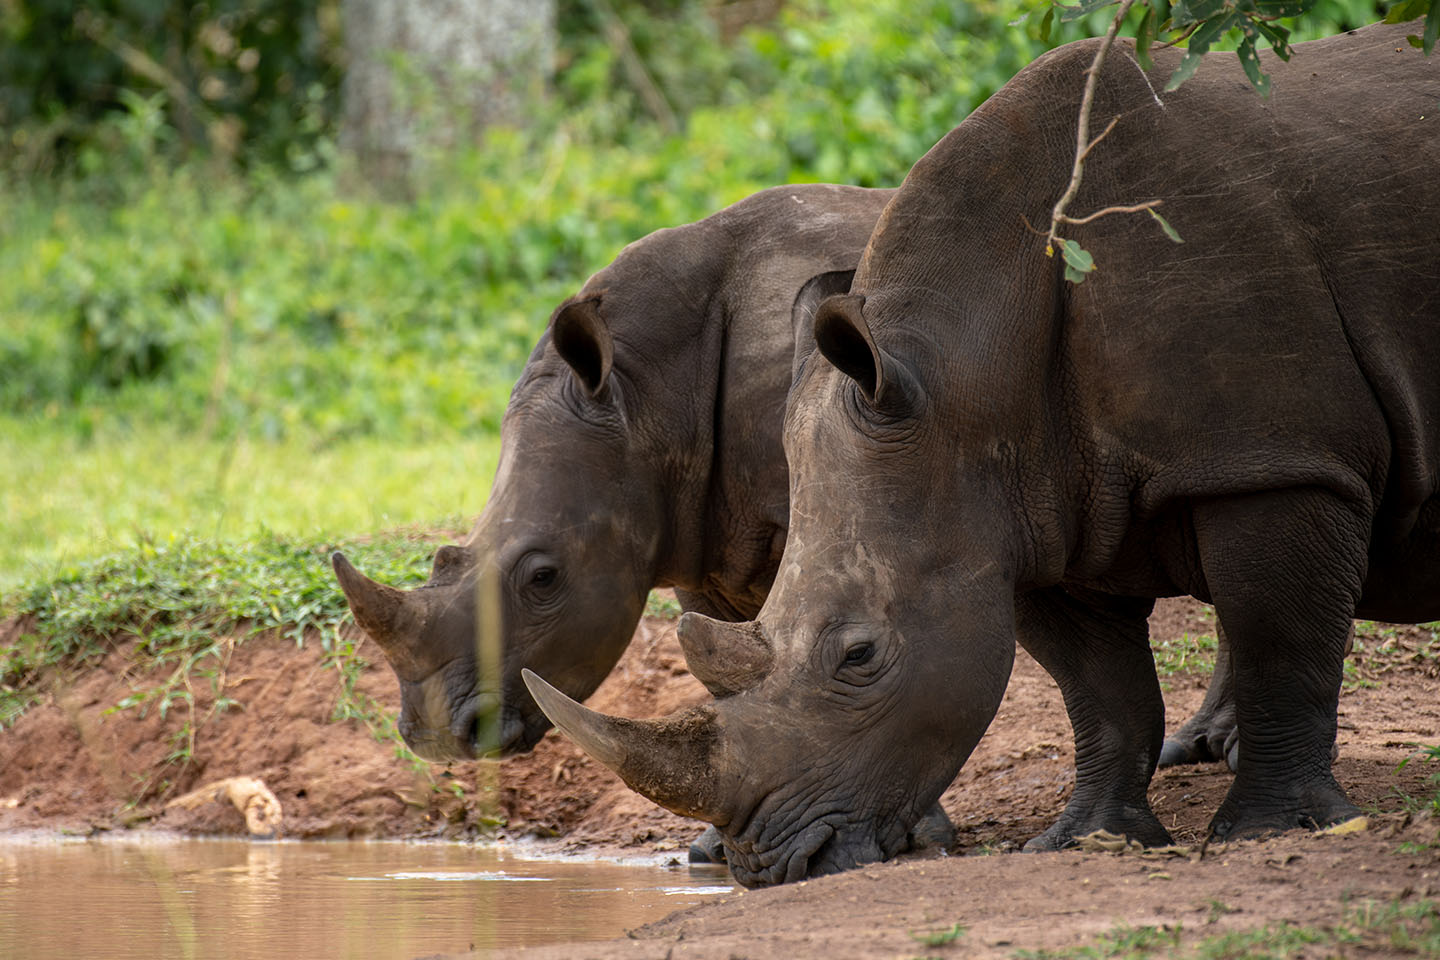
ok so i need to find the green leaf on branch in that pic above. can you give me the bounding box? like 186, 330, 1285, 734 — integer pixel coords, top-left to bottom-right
1148, 208, 1184, 243
1057, 238, 1097, 283
1384, 0, 1430, 24
1136, 5, 1157, 70
1236, 30, 1271, 97
1041, 5, 1056, 43
1165, 12, 1239, 91
1255, 20, 1294, 60
1425, 0, 1439, 55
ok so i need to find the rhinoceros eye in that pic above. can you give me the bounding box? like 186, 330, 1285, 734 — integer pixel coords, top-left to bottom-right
843, 642, 874, 666
530, 567, 557, 588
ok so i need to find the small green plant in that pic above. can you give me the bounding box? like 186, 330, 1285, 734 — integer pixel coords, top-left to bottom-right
1189, 919, 1329, 958
1343, 622, 1440, 689
644, 590, 683, 620
1204, 898, 1238, 925
910, 921, 967, 947
1014, 923, 1180, 959
1152, 632, 1218, 676
1394, 743, 1440, 816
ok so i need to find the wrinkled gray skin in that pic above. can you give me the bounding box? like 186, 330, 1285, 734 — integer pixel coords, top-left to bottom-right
525, 24, 1440, 887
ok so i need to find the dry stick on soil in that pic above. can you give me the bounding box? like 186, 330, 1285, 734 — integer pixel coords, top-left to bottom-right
1046, 0, 1164, 257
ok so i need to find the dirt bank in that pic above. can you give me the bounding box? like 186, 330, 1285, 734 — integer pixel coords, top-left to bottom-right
3, 597, 1440, 957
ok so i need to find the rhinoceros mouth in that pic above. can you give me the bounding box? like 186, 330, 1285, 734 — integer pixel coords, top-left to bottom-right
498, 708, 552, 757
722, 818, 839, 888
397, 724, 477, 763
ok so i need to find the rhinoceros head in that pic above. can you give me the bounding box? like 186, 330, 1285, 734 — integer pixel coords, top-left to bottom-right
335, 294, 666, 761
525, 291, 1019, 886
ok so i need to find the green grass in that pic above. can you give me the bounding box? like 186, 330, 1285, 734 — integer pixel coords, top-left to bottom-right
1152, 632, 1219, 677
1010, 900, 1440, 959
0, 529, 443, 730
0, 417, 498, 592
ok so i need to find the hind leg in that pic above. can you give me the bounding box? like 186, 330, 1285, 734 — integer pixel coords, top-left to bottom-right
1159, 622, 1239, 770
1194, 488, 1365, 839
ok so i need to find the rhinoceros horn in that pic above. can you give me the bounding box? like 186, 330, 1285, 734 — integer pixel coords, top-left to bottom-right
331, 551, 430, 681
521, 669, 729, 824
676, 613, 774, 698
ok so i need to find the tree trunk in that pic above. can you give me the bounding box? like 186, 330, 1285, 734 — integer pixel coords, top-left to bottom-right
340, 0, 556, 185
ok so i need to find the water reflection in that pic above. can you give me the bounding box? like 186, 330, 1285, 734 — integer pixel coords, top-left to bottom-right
0, 837, 732, 960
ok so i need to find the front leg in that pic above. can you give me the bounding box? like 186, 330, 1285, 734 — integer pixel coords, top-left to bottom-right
1016, 586, 1172, 851
1194, 488, 1365, 839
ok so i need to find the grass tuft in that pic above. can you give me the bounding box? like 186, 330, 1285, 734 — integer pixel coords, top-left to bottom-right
0, 530, 441, 730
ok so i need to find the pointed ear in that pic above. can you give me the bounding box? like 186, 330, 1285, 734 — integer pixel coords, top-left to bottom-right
791, 269, 856, 344
790, 269, 857, 383
813, 293, 887, 403
551, 297, 613, 397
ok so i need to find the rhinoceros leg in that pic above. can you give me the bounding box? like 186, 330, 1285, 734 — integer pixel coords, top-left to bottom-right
1157, 623, 1240, 771
1195, 489, 1364, 840
687, 803, 954, 864
1159, 621, 1351, 773
1016, 586, 1173, 851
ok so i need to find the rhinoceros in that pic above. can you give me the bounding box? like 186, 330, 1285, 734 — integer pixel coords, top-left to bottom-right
333, 183, 959, 857
523, 23, 1440, 886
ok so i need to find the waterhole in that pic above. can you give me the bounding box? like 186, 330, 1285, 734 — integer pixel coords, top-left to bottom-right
0, 836, 733, 959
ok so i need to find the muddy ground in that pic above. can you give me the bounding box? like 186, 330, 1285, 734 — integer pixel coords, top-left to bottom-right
3, 598, 1440, 957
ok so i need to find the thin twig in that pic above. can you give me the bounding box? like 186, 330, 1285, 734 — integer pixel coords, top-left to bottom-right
1047, 0, 1137, 250
589, 0, 679, 134
1076, 115, 1121, 164
1056, 198, 1163, 226
1153, 22, 1200, 49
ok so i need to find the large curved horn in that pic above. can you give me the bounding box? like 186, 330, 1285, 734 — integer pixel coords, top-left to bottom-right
521, 669, 729, 824
676, 614, 773, 698
331, 551, 429, 680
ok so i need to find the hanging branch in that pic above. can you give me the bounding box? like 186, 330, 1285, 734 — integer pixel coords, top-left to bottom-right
1033, 0, 1435, 282
1044, 0, 1173, 282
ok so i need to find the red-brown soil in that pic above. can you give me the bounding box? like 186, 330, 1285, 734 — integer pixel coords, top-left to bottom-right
4, 597, 1440, 958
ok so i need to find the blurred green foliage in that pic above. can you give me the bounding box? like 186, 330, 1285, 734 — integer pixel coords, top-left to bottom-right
0, 0, 343, 171
1, 0, 1068, 439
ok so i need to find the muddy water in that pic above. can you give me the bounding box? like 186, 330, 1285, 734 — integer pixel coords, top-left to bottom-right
0, 837, 733, 959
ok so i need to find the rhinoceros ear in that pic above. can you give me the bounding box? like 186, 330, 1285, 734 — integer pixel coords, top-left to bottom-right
551, 296, 613, 397
791, 269, 856, 383
813, 292, 906, 407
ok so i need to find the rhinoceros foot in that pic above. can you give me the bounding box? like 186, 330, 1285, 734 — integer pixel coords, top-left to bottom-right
1208, 776, 1360, 841
1022, 805, 1172, 853
904, 803, 956, 852
1158, 713, 1240, 772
